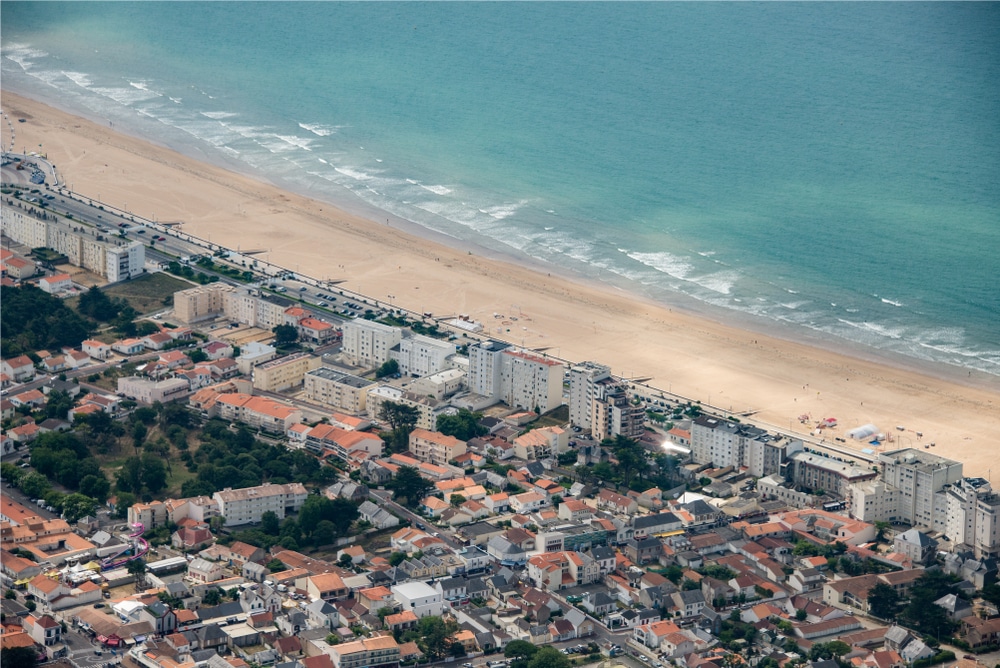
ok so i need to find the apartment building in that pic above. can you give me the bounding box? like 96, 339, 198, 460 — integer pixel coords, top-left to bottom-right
252, 352, 321, 392
879, 448, 963, 531
691, 416, 742, 467
329, 635, 400, 668
527, 551, 600, 591
592, 379, 645, 441
213, 482, 308, 527
341, 319, 402, 369
466, 339, 510, 399
215, 393, 303, 433
513, 426, 568, 460
848, 480, 900, 522
1, 208, 144, 282
941, 477, 1000, 557
746, 436, 803, 478
389, 333, 455, 377
500, 349, 565, 413
568, 361, 612, 430
173, 283, 237, 324
782, 451, 877, 497
305, 424, 384, 461
117, 377, 191, 404
304, 367, 375, 413
366, 386, 442, 431
408, 428, 467, 466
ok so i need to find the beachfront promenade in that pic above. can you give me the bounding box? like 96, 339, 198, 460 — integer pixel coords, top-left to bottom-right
30, 181, 878, 467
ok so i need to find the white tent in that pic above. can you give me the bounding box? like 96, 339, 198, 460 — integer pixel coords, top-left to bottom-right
847, 423, 879, 440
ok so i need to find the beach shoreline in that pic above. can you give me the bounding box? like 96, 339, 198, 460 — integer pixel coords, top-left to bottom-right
3, 90, 998, 478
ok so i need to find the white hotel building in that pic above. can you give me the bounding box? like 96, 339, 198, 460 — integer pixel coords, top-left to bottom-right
213, 482, 308, 527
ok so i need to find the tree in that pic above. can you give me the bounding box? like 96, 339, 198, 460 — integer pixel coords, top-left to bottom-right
202, 588, 222, 606
389, 551, 407, 567
43, 389, 74, 420
868, 583, 900, 620
375, 358, 399, 378
874, 520, 890, 542
61, 493, 98, 522
388, 466, 432, 507
417, 615, 459, 660
436, 408, 487, 441
899, 570, 960, 637
19, 472, 50, 498
378, 401, 419, 452
2, 645, 39, 668
273, 324, 298, 344
313, 520, 336, 547
609, 435, 647, 487
795, 608, 808, 621
141, 454, 168, 493
505, 640, 539, 660
187, 348, 208, 363
127, 558, 147, 591
377, 606, 395, 622
450, 494, 466, 507
527, 646, 571, 668
261, 510, 280, 536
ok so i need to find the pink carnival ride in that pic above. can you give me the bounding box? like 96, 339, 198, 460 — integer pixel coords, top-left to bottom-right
100, 522, 149, 570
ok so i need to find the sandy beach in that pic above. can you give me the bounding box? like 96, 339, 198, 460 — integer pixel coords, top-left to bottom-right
3, 91, 998, 478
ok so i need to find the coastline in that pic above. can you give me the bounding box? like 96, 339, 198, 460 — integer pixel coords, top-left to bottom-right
3, 90, 998, 478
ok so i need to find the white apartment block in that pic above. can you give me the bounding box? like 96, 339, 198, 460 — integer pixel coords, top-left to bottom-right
879, 448, 963, 531
106, 242, 146, 282
784, 450, 877, 498
341, 319, 403, 369
691, 415, 742, 467
213, 482, 308, 527
746, 437, 803, 478
467, 339, 510, 398
408, 368, 465, 400
568, 361, 611, 429
941, 477, 1000, 557
1, 208, 144, 282
849, 480, 899, 522
117, 377, 191, 404
304, 367, 375, 413
499, 349, 565, 413
388, 333, 455, 378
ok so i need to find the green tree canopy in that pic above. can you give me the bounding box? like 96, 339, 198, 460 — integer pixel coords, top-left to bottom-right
77, 285, 125, 322
260, 510, 280, 536
527, 646, 571, 668
375, 358, 399, 378
436, 408, 488, 441
868, 583, 900, 620
378, 400, 419, 452
416, 615, 459, 660
273, 324, 298, 344
388, 466, 432, 507
505, 640, 538, 660
1, 284, 94, 356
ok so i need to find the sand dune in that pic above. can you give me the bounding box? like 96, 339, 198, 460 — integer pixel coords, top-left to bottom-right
4, 91, 997, 478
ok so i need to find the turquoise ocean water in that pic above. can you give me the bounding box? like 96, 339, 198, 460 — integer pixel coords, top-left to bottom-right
3, 2, 999, 376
